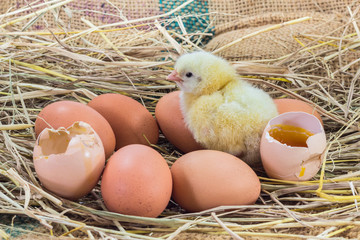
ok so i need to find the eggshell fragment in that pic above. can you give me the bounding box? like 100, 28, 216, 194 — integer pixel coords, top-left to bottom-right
171, 150, 261, 212
33, 121, 105, 200
101, 144, 172, 218
155, 91, 203, 153
35, 101, 115, 159
260, 112, 326, 181
274, 98, 323, 124
88, 94, 159, 150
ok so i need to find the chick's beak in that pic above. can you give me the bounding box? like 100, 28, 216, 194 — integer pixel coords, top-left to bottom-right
167, 70, 183, 83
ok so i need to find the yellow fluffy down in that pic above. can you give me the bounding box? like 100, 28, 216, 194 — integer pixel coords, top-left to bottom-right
175, 52, 278, 166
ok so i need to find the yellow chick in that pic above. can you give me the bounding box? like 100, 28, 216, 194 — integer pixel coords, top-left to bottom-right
167, 51, 278, 166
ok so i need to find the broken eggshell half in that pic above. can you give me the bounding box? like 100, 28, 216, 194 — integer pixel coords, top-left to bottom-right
260, 112, 326, 181
33, 121, 105, 200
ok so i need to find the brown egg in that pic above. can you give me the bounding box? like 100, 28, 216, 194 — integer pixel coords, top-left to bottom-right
33, 122, 105, 200
155, 91, 203, 153
274, 98, 323, 124
88, 94, 159, 150
35, 101, 115, 159
171, 150, 261, 212
101, 144, 172, 218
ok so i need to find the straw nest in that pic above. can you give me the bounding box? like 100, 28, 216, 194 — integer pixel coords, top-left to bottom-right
0, 1, 360, 239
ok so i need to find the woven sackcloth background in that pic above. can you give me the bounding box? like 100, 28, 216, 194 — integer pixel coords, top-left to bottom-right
208, 0, 356, 34
1, 0, 356, 33
1, 0, 358, 59
205, 13, 351, 61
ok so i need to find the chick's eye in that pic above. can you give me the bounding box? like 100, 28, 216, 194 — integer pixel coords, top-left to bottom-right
185, 72, 193, 78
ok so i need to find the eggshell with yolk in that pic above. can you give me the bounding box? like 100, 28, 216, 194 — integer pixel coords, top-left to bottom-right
101, 144, 172, 218
35, 101, 115, 159
88, 93, 159, 150
155, 91, 203, 153
33, 121, 105, 200
171, 150, 261, 212
260, 112, 326, 181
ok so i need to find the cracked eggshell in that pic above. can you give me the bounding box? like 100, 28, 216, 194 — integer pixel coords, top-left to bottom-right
260, 112, 326, 181
33, 121, 106, 200
35, 101, 115, 159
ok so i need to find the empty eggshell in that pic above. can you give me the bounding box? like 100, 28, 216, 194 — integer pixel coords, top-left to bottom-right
33, 121, 105, 200
155, 91, 203, 153
35, 101, 115, 159
171, 150, 261, 212
260, 112, 326, 181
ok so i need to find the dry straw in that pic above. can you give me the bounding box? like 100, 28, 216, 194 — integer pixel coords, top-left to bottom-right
0, 0, 360, 239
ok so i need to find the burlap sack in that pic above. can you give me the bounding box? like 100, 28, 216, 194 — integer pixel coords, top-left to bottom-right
1, 0, 160, 29
204, 0, 359, 61
1, 0, 359, 61
205, 13, 350, 61
2, 0, 356, 32
0, 0, 162, 47
207, 0, 357, 34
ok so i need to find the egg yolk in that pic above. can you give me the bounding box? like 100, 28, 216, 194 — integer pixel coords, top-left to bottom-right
269, 124, 314, 147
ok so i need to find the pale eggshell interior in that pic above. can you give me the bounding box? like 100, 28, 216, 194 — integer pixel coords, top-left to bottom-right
260, 112, 326, 181
33, 121, 105, 200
